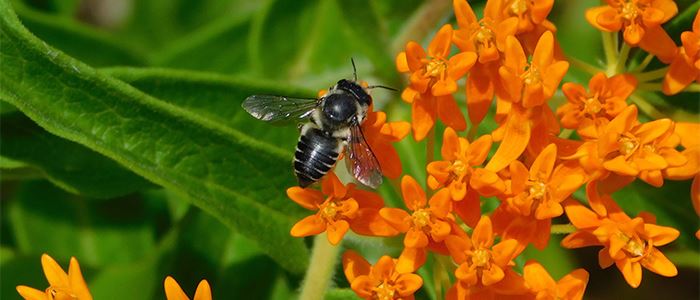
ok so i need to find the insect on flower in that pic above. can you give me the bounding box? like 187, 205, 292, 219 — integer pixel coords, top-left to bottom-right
242, 60, 395, 189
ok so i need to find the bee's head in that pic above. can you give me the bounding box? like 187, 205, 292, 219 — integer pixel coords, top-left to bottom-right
336, 79, 372, 106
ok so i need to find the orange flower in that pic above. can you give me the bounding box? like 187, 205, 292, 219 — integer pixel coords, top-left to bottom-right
493, 0, 555, 35
287, 172, 397, 245
499, 31, 569, 108
664, 122, 700, 180
342, 250, 423, 300
396, 24, 476, 140
586, 0, 678, 63
427, 127, 503, 226
445, 216, 525, 297
562, 199, 679, 288
590, 105, 686, 187
452, 0, 519, 126
17, 254, 92, 300
362, 106, 411, 179
380, 176, 455, 249
164, 276, 212, 300
663, 10, 700, 95
557, 72, 636, 139
523, 261, 589, 300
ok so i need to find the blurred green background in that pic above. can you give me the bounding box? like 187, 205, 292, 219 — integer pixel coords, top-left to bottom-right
1, 0, 698, 299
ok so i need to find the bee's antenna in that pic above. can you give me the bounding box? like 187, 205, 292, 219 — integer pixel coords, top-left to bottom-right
350, 58, 358, 82
367, 85, 398, 92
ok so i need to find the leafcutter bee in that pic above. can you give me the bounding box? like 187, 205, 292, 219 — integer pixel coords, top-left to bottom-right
242, 60, 394, 189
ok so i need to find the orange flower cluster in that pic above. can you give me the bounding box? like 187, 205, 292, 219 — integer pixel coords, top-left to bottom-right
282, 1, 699, 299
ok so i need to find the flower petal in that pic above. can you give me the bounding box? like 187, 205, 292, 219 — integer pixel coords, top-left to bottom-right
290, 215, 326, 237
342, 250, 371, 283
395, 274, 424, 296
616, 259, 642, 288
41, 254, 69, 289
641, 248, 678, 277
486, 112, 531, 172
412, 96, 436, 141
326, 220, 350, 245
437, 95, 467, 131
523, 260, 556, 292
429, 24, 454, 58
16, 286, 47, 300
287, 187, 324, 210
404, 229, 429, 248
68, 257, 92, 300
472, 216, 494, 247
193, 280, 212, 300
164, 276, 189, 300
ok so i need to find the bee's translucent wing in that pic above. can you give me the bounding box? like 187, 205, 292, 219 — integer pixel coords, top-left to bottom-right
346, 121, 383, 189
242, 95, 320, 124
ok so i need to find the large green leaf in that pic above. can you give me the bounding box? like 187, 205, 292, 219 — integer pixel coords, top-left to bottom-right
0, 0, 308, 273
7, 181, 157, 266
102, 67, 313, 150
1, 113, 155, 198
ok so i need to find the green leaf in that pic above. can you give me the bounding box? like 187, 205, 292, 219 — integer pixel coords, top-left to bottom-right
8, 181, 158, 266
102, 67, 313, 150
1, 113, 155, 198
0, 0, 308, 273
325, 288, 357, 300
13, 2, 147, 66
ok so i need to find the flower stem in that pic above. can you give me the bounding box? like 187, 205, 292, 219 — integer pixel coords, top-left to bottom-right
631, 53, 655, 72
390, 0, 452, 54
686, 83, 700, 92
629, 94, 667, 120
615, 43, 631, 73
602, 32, 617, 76
568, 57, 604, 75
298, 236, 340, 300
633, 67, 669, 82
426, 126, 436, 166
550, 224, 577, 234
637, 82, 663, 91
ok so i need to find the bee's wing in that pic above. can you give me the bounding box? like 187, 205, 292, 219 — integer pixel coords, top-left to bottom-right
242, 95, 320, 124
346, 121, 383, 189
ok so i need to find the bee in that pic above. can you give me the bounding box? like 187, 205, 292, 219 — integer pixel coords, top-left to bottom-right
242, 60, 394, 189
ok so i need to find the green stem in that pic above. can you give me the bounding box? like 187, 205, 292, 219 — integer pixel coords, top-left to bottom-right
637, 82, 663, 92
426, 126, 436, 166
558, 129, 574, 139
634, 67, 669, 82
568, 57, 604, 75
433, 254, 454, 299
298, 236, 340, 300
550, 224, 577, 234
631, 53, 655, 72
602, 32, 617, 76
390, 0, 451, 54
615, 43, 631, 73
629, 94, 667, 120
686, 83, 700, 92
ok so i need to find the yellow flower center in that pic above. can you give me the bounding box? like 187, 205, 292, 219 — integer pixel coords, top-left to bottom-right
473, 25, 496, 50
528, 180, 547, 200
522, 65, 542, 85
620, 1, 640, 21
320, 200, 339, 221
509, 0, 528, 16
452, 160, 469, 177
584, 96, 603, 115
46, 287, 77, 300
643, 144, 656, 153
619, 135, 639, 156
472, 249, 491, 268
373, 282, 396, 300
412, 209, 431, 229
624, 238, 646, 257
426, 58, 447, 78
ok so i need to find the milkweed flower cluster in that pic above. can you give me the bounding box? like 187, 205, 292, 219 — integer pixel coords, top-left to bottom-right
281, 0, 699, 299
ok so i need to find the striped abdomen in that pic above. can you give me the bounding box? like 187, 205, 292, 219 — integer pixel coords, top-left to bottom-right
294, 127, 341, 187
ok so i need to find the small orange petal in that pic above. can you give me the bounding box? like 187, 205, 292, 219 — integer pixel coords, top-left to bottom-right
342, 250, 371, 283
523, 260, 556, 291
481, 265, 505, 286
557, 269, 589, 300
641, 248, 677, 277
290, 215, 326, 237
472, 216, 494, 247
326, 220, 350, 245
396, 52, 409, 73
16, 286, 47, 300
411, 97, 436, 141
428, 24, 453, 58
405, 228, 429, 248
437, 95, 467, 131
287, 187, 323, 210
486, 112, 531, 172
41, 254, 69, 289
616, 259, 642, 288
164, 276, 189, 300
193, 280, 212, 300
68, 258, 92, 300
401, 175, 427, 210
395, 273, 424, 296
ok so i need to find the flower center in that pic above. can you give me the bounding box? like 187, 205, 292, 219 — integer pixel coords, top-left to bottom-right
618, 135, 639, 156
472, 249, 491, 268
412, 209, 431, 229
509, 0, 528, 15
620, 1, 640, 21
320, 200, 339, 221
46, 287, 77, 300
373, 282, 396, 300
584, 96, 603, 115
473, 25, 496, 49
522, 65, 542, 85
623, 238, 646, 257
452, 160, 468, 177
426, 58, 447, 78
528, 180, 547, 200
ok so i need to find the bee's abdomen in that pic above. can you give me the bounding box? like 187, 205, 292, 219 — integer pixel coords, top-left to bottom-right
294, 127, 340, 188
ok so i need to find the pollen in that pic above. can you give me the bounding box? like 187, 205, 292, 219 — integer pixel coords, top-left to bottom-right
320, 200, 339, 221
451, 160, 468, 177
624, 238, 646, 257
583, 96, 603, 115
618, 135, 639, 156
472, 249, 491, 268
473, 26, 495, 49
522, 65, 542, 85
425, 58, 447, 78
373, 282, 396, 300
412, 209, 432, 229
620, 1, 640, 21
528, 180, 547, 200
509, 0, 528, 15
